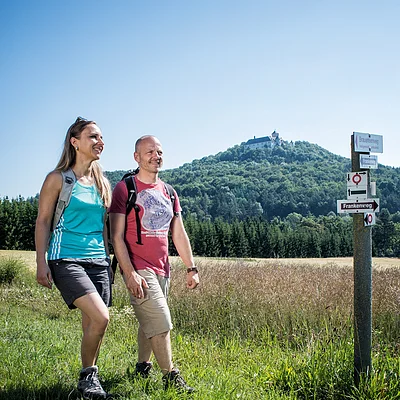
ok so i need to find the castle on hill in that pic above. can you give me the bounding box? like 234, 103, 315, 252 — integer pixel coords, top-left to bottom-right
242, 131, 282, 150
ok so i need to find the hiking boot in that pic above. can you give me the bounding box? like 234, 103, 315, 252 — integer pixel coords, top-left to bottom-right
77, 365, 108, 400
134, 361, 153, 378
162, 369, 195, 393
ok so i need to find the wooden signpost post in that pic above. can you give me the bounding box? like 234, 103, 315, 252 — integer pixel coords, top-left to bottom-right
337, 132, 383, 384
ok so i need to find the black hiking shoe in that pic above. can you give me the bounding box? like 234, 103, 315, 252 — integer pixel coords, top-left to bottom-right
162, 369, 195, 393
77, 365, 108, 400
134, 361, 153, 378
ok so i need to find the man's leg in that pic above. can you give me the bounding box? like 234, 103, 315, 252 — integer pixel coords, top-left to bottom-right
138, 325, 153, 362
150, 330, 173, 374
151, 330, 194, 393
131, 270, 194, 393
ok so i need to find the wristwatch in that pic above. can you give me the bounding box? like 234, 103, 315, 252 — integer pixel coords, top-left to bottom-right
187, 267, 198, 274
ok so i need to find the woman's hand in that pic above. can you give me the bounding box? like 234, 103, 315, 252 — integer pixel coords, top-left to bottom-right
36, 260, 53, 289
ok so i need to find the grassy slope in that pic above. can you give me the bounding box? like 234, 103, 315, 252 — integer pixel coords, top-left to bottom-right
0, 251, 400, 399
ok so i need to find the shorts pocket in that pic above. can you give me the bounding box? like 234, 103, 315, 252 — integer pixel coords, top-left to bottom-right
129, 290, 150, 306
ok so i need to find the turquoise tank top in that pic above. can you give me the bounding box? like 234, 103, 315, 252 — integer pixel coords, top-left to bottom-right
48, 181, 107, 260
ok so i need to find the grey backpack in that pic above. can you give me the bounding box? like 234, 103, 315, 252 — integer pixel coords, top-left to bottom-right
51, 168, 76, 231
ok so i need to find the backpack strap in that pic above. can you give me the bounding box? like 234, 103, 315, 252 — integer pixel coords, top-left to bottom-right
124, 175, 143, 245
52, 168, 76, 231
123, 177, 176, 245
110, 170, 141, 276
121, 167, 140, 182
164, 183, 178, 216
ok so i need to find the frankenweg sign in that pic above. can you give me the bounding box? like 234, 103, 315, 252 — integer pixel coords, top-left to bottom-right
353, 132, 383, 153
337, 199, 380, 214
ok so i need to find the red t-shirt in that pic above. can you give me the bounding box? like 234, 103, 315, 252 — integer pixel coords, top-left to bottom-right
109, 177, 181, 277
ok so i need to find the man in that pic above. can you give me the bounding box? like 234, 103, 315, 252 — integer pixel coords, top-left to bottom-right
109, 135, 199, 393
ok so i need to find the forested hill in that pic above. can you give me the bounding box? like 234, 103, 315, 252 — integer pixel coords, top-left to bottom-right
105, 140, 400, 221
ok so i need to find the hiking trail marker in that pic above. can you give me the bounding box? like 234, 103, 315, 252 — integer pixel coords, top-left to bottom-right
337, 199, 380, 213
340, 132, 383, 386
363, 213, 376, 227
346, 171, 368, 200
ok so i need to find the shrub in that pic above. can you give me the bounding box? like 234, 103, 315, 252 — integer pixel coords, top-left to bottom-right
0, 257, 26, 284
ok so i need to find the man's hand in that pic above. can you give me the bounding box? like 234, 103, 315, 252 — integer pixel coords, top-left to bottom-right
187, 271, 199, 289
125, 270, 149, 298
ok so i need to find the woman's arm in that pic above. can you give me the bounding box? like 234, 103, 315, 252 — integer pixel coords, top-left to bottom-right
35, 171, 62, 288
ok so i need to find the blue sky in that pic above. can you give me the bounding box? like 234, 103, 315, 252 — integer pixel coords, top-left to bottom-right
1, 0, 399, 198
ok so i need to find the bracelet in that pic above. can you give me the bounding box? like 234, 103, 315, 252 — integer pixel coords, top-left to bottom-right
187, 267, 198, 274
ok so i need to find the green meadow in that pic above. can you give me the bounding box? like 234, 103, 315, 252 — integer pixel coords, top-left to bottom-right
0, 251, 400, 399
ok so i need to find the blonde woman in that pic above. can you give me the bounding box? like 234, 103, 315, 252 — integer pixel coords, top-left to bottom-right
35, 117, 112, 400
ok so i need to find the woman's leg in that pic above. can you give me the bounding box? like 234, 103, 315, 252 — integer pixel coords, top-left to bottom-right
74, 292, 110, 368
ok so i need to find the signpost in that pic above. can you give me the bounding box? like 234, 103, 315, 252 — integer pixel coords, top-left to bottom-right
337, 131, 383, 385
351, 135, 373, 385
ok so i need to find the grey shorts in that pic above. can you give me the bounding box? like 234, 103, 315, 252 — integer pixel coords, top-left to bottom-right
126, 269, 172, 339
48, 258, 112, 310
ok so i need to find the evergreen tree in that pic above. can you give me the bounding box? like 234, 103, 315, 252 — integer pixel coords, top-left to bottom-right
373, 208, 396, 256
230, 220, 249, 258
215, 218, 231, 257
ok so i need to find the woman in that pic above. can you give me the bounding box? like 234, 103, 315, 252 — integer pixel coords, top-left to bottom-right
35, 117, 112, 400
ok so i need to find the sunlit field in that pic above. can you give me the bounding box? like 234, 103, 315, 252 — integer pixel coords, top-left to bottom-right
1, 250, 400, 399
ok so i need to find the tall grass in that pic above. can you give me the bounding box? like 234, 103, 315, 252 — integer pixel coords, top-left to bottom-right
0, 254, 400, 399
0, 257, 27, 284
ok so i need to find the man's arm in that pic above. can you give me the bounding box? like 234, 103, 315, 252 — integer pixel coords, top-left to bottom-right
170, 214, 199, 289
109, 212, 148, 298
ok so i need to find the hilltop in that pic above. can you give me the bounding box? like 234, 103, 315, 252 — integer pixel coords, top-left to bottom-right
105, 139, 400, 221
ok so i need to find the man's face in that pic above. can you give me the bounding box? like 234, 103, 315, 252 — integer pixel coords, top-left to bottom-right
134, 136, 163, 173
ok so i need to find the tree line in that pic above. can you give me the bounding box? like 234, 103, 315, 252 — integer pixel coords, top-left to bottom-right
1, 196, 399, 258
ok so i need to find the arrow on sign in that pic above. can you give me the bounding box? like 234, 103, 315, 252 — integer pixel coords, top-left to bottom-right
339, 200, 379, 212
348, 188, 367, 197
364, 213, 376, 226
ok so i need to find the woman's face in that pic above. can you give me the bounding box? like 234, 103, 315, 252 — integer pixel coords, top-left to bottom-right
72, 123, 104, 161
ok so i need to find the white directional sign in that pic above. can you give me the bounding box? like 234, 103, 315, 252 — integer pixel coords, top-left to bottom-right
360, 154, 378, 169
347, 187, 367, 199
354, 132, 383, 153
347, 171, 368, 187
346, 171, 368, 199
364, 213, 376, 227
337, 199, 380, 214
